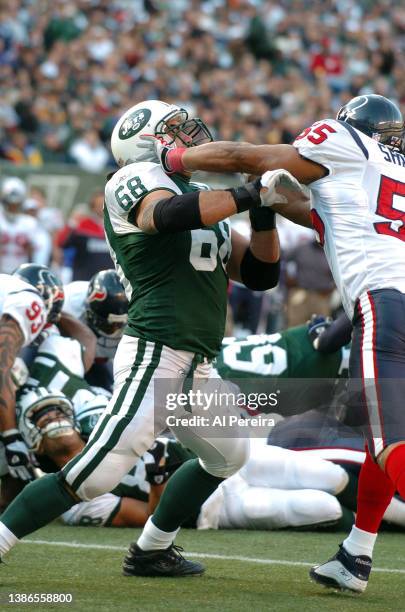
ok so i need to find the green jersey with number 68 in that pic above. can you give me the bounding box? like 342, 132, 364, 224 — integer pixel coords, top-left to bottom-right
104, 162, 231, 358
217, 325, 350, 379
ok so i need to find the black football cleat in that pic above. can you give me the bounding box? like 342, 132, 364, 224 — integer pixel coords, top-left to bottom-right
122, 543, 205, 577
310, 544, 371, 593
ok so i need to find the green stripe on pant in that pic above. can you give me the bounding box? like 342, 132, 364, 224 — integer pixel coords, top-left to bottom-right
68, 341, 162, 492
62, 338, 147, 482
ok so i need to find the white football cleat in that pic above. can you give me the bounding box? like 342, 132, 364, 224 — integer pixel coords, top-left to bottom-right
310, 544, 371, 593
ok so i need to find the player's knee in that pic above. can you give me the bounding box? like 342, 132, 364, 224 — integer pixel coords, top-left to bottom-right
201, 438, 249, 479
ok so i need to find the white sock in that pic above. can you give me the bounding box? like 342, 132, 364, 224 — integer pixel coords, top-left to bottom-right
0, 522, 19, 556
136, 516, 180, 551
343, 525, 377, 558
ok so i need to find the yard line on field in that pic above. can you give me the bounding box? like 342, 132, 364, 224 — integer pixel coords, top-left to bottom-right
23, 538, 405, 574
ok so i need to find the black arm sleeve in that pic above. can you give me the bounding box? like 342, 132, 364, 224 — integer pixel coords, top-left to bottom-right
317, 312, 352, 354
153, 192, 202, 234
240, 248, 280, 291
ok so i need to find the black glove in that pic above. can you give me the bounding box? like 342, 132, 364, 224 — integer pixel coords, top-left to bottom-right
144, 439, 169, 486
2, 429, 35, 481
307, 314, 333, 349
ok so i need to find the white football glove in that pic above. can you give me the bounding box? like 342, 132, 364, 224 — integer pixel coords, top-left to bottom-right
2, 429, 35, 481
133, 134, 175, 171
260, 169, 305, 207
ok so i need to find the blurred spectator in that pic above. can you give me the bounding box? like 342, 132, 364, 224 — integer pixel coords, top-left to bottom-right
285, 238, 335, 327
28, 185, 65, 235
0, 0, 402, 169
0, 130, 42, 166
55, 190, 113, 281
22, 198, 52, 266
69, 129, 110, 173
0, 176, 50, 273
229, 283, 265, 336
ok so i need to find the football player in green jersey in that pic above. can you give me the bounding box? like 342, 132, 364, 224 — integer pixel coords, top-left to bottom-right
217, 325, 349, 380
0, 100, 309, 577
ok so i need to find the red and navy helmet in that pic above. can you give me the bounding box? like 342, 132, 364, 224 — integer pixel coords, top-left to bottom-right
14, 263, 65, 323
85, 269, 128, 336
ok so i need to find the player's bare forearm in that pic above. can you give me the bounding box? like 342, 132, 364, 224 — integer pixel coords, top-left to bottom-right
272, 198, 312, 228
199, 190, 238, 226
58, 312, 97, 372
111, 497, 150, 527
0, 315, 24, 431
182, 141, 325, 186
250, 229, 280, 262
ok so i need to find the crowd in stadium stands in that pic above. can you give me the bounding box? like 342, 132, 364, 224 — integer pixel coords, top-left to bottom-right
0, 0, 404, 169
0, 0, 403, 328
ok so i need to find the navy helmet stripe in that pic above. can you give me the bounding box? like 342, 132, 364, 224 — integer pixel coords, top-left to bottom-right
337, 120, 369, 160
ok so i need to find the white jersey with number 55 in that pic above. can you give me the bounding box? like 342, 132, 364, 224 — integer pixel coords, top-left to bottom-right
294, 118, 405, 317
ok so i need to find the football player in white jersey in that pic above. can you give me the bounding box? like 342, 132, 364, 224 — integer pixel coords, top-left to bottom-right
141, 93, 405, 593
0, 178, 49, 274
0, 264, 65, 485
0, 264, 95, 500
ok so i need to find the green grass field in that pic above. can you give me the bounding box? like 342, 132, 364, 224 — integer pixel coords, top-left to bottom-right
1, 524, 405, 611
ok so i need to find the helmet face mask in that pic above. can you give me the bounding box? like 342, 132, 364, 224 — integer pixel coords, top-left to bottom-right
337, 94, 405, 152
16, 387, 78, 453
155, 110, 213, 148
13, 264, 65, 323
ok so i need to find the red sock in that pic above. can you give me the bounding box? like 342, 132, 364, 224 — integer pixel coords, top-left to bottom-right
355, 448, 395, 533
385, 444, 405, 499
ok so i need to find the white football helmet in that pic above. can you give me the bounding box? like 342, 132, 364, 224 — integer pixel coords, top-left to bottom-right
16, 387, 78, 452
0, 176, 27, 213
111, 99, 212, 167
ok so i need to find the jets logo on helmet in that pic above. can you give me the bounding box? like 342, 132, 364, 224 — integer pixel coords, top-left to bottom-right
119, 109, 152, 140
111, 99, 213, 167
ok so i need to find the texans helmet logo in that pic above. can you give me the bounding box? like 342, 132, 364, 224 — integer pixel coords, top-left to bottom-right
88, 288, 107, 302
53, 288, 65, 302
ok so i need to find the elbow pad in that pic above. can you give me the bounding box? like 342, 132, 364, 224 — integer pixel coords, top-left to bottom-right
240, 248, 280, 291
153, 192, 202, 234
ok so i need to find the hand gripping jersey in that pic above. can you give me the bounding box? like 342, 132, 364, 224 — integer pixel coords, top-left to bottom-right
294, 119, 405, 318
0, 274, 47, 346
104, 163, 232, 358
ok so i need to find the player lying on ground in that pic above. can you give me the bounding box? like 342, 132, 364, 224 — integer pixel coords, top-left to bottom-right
142, 93, 405, 592
15, 371, 405, 534
14, 318, 405, 533
0, 99, 309, 578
